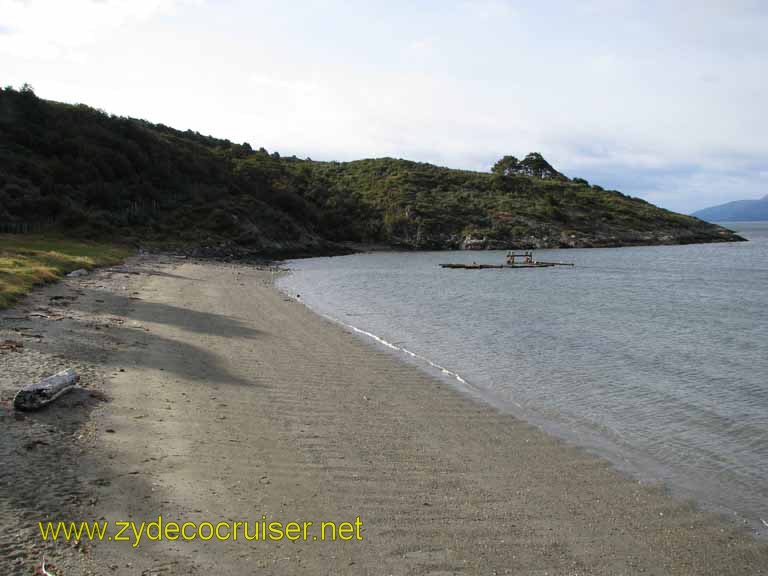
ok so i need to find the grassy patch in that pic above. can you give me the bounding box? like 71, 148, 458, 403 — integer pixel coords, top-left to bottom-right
0, 235, 131, 309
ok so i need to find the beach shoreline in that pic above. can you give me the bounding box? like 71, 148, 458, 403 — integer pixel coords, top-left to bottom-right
281, 271, 768, 537
1, 255, 767, 575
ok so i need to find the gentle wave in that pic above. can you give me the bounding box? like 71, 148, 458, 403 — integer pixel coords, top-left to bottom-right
290, 294, 475, 388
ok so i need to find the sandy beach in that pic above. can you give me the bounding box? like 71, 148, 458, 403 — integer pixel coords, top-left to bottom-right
2, 255, 767, 575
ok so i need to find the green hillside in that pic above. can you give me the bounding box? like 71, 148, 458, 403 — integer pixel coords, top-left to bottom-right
0, 86, 743, 255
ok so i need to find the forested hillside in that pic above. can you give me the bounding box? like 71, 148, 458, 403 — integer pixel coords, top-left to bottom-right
0, 86, 743, 255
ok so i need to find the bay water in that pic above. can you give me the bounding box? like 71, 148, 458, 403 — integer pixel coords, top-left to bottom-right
279, 222, 768, 531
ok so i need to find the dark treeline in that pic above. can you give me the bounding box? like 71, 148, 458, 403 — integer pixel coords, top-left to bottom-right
0, 85, 325, 253
0, 86, 740, 253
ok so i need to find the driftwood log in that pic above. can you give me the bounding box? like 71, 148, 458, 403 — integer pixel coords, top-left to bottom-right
13, 368, 80, 411
66, 268, 89, 278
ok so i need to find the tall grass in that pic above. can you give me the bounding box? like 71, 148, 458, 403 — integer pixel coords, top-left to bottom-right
0, 235, 131, 309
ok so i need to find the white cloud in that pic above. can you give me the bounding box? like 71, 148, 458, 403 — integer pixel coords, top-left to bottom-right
0, 0, 186, 57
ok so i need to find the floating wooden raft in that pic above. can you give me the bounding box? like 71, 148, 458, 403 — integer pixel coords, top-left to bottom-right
440, 261, 573, 269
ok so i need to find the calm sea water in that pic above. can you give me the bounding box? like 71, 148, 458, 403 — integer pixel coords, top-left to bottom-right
279, 222, 768, 531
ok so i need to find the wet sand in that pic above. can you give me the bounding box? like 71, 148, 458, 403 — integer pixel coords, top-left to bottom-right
1, 255, 767, 575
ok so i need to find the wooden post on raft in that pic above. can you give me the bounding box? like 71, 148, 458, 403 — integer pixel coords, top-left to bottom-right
13, 368, 80, 411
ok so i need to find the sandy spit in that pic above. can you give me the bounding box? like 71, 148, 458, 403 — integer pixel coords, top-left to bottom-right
1, 255, 767, 575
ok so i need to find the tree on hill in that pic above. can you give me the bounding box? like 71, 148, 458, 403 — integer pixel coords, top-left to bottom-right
491, 155, 520, 176
519, 152, 565, 180
491, 152, 566, 180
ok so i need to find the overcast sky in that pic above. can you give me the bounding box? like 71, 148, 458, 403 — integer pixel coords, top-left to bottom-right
1, 0, 766, 212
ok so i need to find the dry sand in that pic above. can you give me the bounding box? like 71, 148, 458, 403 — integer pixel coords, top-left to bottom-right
1, 255, 767, 575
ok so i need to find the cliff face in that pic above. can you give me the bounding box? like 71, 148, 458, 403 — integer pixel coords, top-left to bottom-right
455, 224, 738, 250
389, 224, 738, 251
0, 87, 743, 254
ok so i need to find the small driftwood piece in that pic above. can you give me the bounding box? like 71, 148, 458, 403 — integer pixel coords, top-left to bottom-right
14, 368, 80, 411
66, 268, 89, 278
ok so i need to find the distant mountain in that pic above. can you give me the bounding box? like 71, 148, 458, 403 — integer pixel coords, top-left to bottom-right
692, 196, 768, 222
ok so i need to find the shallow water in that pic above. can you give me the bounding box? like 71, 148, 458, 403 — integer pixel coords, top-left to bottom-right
279, 222, 768, 531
